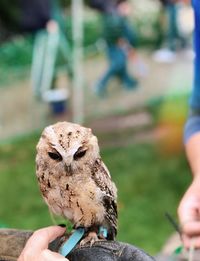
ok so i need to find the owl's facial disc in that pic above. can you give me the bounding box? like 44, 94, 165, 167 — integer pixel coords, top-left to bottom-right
73, 146, 87, 161
48, 151, 63, 161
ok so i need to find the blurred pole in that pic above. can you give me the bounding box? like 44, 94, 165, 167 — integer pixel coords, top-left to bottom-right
72, 0, 84, 124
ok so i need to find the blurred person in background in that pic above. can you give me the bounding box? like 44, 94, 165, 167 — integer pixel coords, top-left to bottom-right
177, 0, 200, 249
0, 0, 54, 36
88, 0, 116, 13
0, 0, 71, 111
153, 0, 189, 62
89, 0, 138, 97
160, 0, 187, 51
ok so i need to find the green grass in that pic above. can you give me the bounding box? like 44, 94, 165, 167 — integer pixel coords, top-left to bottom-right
0, 133, 191, 255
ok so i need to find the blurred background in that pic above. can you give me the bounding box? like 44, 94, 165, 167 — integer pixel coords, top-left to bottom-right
0, 0, 194, 257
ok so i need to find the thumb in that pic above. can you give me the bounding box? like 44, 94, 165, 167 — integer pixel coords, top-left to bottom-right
24, 226, 66, 252
42, 249, 69, 261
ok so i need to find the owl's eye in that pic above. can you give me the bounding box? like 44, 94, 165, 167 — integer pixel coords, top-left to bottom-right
48, 152, 62, 161
74, 147, 87, 160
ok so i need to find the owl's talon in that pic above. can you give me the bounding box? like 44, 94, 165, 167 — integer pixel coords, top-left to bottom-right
80, 231, 99, 247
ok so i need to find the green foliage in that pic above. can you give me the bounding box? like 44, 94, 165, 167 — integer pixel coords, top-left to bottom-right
0, 35, 33, 67
0, 134, 191, 255
0, 35, 33, 86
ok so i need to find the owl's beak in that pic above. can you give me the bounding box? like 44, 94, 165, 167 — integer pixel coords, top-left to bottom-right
64, 156, 73, 175
64, 164, 73, 175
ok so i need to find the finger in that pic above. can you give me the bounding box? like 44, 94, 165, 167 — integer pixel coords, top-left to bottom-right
182, 235, 200, 249
178, 199, 199, 221
182, 221, 200, 237
41, 249, 69, 261
24, 226, 66, 252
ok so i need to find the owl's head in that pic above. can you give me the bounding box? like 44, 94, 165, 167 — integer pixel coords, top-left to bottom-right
36, 121, 100, 175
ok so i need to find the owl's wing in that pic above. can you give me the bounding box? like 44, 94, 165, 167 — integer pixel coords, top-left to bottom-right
92, 158, 118, 239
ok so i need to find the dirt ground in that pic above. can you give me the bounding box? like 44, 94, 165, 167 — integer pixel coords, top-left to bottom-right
0, 49, 193, 141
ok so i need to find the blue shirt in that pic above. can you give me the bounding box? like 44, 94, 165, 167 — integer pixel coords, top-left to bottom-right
190, 0, 200, 109
184, 0, 200, 143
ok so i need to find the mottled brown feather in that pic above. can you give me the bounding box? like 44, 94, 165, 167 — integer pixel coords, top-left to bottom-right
36, 121, 118, 240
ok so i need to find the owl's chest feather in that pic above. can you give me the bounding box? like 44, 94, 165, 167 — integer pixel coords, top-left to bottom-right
45, 175, 106, 227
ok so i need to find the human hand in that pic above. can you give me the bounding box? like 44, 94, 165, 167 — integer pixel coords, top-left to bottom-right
46, 20, 58, 33
178, 175, 200, 248
18, 225, 68, 261
117, 2, 131, 16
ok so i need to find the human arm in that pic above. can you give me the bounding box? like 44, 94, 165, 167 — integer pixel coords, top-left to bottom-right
177, 0, 200, 248
17, 226, 68, 261
178, 122, 200, 248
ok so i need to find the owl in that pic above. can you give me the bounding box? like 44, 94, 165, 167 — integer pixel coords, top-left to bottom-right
36, 121, 118, 245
